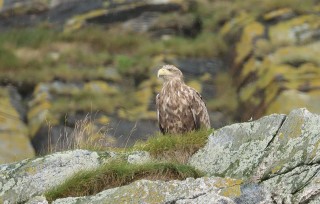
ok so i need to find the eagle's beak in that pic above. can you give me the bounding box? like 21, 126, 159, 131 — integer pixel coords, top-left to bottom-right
157, 68, 171, 78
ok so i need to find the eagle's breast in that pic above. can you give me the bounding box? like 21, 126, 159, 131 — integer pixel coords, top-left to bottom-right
157, 79, 198, 134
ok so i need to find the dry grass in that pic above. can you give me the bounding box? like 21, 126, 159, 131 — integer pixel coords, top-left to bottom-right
45, 161, 203, 201
47, 114, 113, 154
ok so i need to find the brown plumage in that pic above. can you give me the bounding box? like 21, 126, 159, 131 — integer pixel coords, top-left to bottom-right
156, 65, 211, 134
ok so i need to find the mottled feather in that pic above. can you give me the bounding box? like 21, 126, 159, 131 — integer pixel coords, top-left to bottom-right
156, 65, 210, 134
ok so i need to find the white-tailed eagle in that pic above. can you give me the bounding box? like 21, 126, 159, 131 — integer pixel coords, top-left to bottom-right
156, 65, 210, 134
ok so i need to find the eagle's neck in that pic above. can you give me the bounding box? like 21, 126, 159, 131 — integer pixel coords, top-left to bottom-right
162, 78, 184, 90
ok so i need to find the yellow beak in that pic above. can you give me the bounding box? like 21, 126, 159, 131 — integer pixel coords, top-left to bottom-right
157, 68, 171, 78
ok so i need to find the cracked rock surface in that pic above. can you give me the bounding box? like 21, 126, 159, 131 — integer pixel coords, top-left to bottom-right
2, 108, 320, 203
52, 177, 271, 204
190, 108, 320, 203
0, 150, 149, 203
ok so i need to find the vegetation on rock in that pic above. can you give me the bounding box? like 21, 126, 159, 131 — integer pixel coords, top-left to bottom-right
45, 161, 203, 201
133, 128, 213, 163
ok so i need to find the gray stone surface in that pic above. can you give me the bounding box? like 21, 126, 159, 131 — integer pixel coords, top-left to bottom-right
127, 151, 151, 164
51, 177, 240, 204
189, 113, 286, 179
190, 108, 320, 203
52, 176, 274, 204
0, 150, 107, 203
26, 196, 48, 204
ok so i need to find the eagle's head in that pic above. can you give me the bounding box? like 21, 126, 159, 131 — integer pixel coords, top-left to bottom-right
157, 65, 183, 82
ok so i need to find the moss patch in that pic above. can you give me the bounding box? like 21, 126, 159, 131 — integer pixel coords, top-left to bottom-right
45, 161, 203, 201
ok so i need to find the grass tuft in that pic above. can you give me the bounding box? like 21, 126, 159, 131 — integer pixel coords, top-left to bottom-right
45, 161, 203, 201
133, 128, 213, 163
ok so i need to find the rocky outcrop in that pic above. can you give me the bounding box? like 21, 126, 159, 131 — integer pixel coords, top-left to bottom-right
223, 7, 320, 120
0, 87, 35, 164
1, 108, 320, 203
52, 177, 271, 204
190, 108, 320, 203
0, 0, 185, 31
0, 149, 150, 203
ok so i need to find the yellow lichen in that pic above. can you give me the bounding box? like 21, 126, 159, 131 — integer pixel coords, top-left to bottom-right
84, 81, 119, 95
271, 165, 282, 174
214, 177, 243, 188
186, 80, 202, 93
263, 8, 293, 21
27, 101, 51, 120
240, 57, 259, 83
64, 9, 107, 33
96, 115, 110, 125
254, 38, 274, 57
235, 21, 264, 65
220, 11, 254, 37
0, 132, 35, 164
269, 14, 320, 46
220, 185, 242, 197
267, 89, 320, 116
25, 166, 37, 175
238, 83, 260, 105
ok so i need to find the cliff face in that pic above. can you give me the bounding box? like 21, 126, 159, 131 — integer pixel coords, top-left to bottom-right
1, 108, 320, 203
0, 0, 227, 162
225, 8, 320, 121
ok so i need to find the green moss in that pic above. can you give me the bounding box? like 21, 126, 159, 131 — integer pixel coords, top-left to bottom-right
115, 55, 136, 74
0, 27, 57, 48
165, 33, 226, 57
0, 47, 21, 69
61, 26, 147, 53
45, 161, 203, 201
133, 129, 212, 163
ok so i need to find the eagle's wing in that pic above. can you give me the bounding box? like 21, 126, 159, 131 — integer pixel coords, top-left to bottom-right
156, 93, 165, 134
188, 88, 211, 130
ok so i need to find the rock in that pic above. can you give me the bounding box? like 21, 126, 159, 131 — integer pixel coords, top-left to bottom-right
122, 12, 201, 38
167, 58, 225, 76
26, 196, 48, 204
263, 8, 296, 22
27, 79, 161, 153
0, 87, 35, 164
266, 89, 320, 116
228, 8, 320, 120
52, 177, 271, 204
234, 21, 264, 66
190, 108, 320, 202
269, 14, 320, 46
6, 86, 27, 121
148, 13, 202, 38
0, 148, 157, 203
28, 82, 120, 154
0, 149, 110, 203
83, 80, 119, 95
189, 112, 286, 179
127, 151, 151, 164
0, 0, 185, 31
1, 108, 320, 203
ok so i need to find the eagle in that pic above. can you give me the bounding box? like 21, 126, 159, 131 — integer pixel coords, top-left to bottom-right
156, 65, 211, 134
